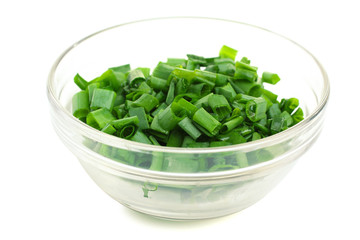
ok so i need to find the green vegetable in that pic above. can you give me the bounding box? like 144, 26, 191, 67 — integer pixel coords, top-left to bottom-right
72, 45, 304, 173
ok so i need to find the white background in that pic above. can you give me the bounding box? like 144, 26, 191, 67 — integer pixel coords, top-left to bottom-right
1, 0, 359, 239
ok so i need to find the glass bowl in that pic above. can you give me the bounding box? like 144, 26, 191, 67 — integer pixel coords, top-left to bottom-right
47, 17, 330, 220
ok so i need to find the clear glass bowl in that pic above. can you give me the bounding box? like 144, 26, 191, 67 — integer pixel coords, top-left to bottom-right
47, 17, 330, 220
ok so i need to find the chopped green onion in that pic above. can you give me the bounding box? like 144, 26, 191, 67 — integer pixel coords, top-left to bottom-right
158, 104, 185, 131
292, 107, 304, 124
86, 108, 116, 130
262, 72, 280, 85
219, 45, 238, 60
192, 108, 221, 136
90, 88, 116, 111
166, 129, 184, 147
72, 90, 89, 119
127, 69, 145, 88
132, 93, 159, 112
74, 73, 88, 90
208, 94, 232, 121
112, 116, 139, 129
130, 130, 152, 144
117, 125, 137, 139
246, 98, 267, 122
72, 45, 304, 174
178, 117, 202, 140
234, 68, 258, 82
129, 107, 149, 130
220, 116, 244, 133
101, 123, 116, 135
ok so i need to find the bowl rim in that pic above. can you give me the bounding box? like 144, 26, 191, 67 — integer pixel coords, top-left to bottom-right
47, 16, 330, 179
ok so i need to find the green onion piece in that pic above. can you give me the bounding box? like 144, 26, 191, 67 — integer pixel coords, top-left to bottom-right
178, 117, 202, 140
86, 82, 100, 102
217, 132, 246, 144
165, 80, 175, 105
96, 69, 127, 91
149, 135, 161, 146
74, 73, 88, 90
267, 103, 282, 119
132, 93, 159, 112
86, 108, 116, 130
194, 70, 216, 83
205, 56, 220, 65
101, 123, 116, 135
254, 122, 269, 135
136, 67, 150, 78
219, 45, 238, 60
130, 130, 152, 144
205, 64, 218, 73
214, 58, 235, 64
158, 104, 185, 131
112, 104, 127, 119
208, 94, 232, 120
234, 93, 257, 103
252, 132, 262, 141
186, 60, 199, 70
150, 110, 169, 136
193, 77, 216, 89
218, 83, 237, 102
117, 125, 137, 139
171, 68, 196, 83
234, 68, 258, 82
194, 93, 213, 109
149, 75, 167, 91
129, 107, 149, 130
187, 54, 207, 66
137, 82, 152, 94
281, 111, 294, 127
283, 98, 299, 114
90, 88, 116, 111
229, 79, 262, 97
240, 57, 251, 64
238, 125, 253, 136
262, 72, 280, 85
72, 90, 89, 119
173, 93, 199, 103
270, 115, 287, 134
260, 88, 278, 103
235, 61, 258, 72
174, 98, 198, 118
220, 116, 244, 133
192, 108, 221, 135
217, 63, 235, 76
166, 129, 184, 147
246, 98, 267, 122
188, 83, 211, 97
155, 91, 166, 103
151, 102, 167, 117
174, 78, 189, 96
292, 107, 304, 124
109, 64, 131, 74
127, 69, 145, 88
114, 93, 125, 106
167, 58, 187, 67
181, 135, 196, 147
112, 116, 139, 129
151, 62, 175, 81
